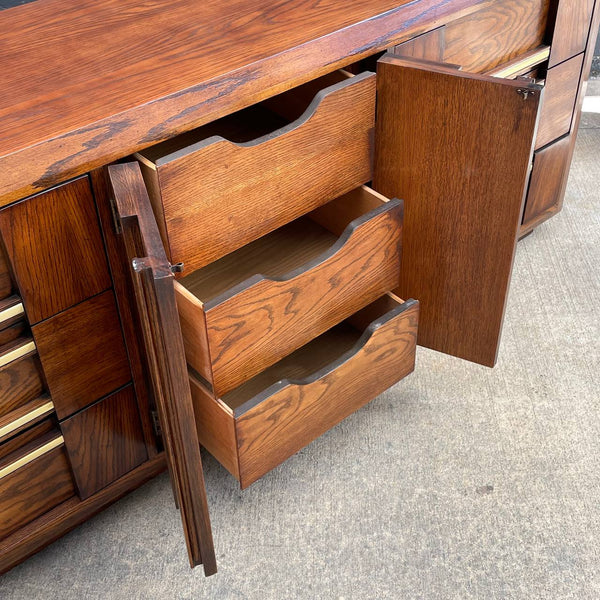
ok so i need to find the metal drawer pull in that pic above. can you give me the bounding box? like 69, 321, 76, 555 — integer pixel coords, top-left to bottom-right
0, 300, 24, 326
0, 339, 36, 368
0, 400, 55, 441
0, 435, 64, 480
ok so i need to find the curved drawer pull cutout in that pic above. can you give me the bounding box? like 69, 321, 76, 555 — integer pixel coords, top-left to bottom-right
0, 435, 64, 480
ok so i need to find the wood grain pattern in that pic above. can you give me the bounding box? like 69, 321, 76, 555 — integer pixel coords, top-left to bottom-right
393, 27, 446, 61
91, 168, 159, 457
144, 72, 376, 271
109, 161, 216, 574
0, 453, 165, 575
177, 187, 403, 396
0, 176, 111, 324
0, 250, 13, 300
444, 0, 550, 72
60, 385, 148, 499
0, 432, 75, 540
234, 296, 419, 489
373, 54, 541, 366
535, 53, 585, 149
0, 0, 491, 206
521, 134, 572, 234
0, 353, 44, 420
485, 45, 550, 78
32, 290, 131, 419
548, 0, 595, 67
0, 396, 54, 445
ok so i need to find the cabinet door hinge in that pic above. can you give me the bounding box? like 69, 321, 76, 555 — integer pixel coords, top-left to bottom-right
151, 410, 162, 437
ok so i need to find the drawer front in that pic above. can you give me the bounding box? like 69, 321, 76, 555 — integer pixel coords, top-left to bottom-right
535, 53, 584, 149
0, 176, 111, 324
60, 385, 147, 499
548, 0, 596, 68
141, 71, 376, 273
32, 291, 131, 419
522, 134, 572, 233
0, 429, 75, 539
190, 295, 419, 489
176, 187, 403, 396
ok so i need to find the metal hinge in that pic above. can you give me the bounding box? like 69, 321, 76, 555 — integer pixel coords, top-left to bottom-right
151, 410, 162, 437
516, 88, 536, 100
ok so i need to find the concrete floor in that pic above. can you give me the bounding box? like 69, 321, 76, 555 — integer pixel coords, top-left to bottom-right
1, 88, 600, 600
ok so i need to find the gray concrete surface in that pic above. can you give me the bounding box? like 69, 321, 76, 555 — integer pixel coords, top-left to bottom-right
1, 66, 600, 600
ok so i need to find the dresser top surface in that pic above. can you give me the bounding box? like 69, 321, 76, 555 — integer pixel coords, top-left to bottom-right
0, 0, 488, 205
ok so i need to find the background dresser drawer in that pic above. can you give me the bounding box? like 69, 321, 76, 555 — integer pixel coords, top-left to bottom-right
32, 291, 131, 419
0, 176, 111, 324
136, 70, 376, 273
0, 422, 75, 539
175, 186, 402, 396
189, 294, 418, 489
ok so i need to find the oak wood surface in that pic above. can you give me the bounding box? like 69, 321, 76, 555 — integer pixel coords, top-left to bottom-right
0, 420, 54, 463
60, 385, 148, 499
548, 0, 596, 67
535, 53, 585, 149
521, 134, 572, 234
0, 251, 12, 300
32, 290, 131, 419
0, 0, 491, 206
177, 188, 403, 396
443, 0, 550, 72
0, 453, 166, 575
109, 161, 216, 574
393, 27, 446, 62
189, 295, 418, 488
0, 432, 75, 540
234, 296, 419, 488
144, 72, 376, 271
373, 54, 541, 366
485, 45, 551, 78
0, 396, 54, 445
0, 176, 111, 324
0, 353, 44, 420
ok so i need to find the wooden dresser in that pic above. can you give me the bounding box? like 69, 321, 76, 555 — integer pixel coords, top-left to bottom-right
0, 0, 598, 577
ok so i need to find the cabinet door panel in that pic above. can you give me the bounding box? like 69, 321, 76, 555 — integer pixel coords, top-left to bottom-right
548, 0, 596, 67
108, 162, 216, 576
0, 176, 111, 324
373, 54, 541, 366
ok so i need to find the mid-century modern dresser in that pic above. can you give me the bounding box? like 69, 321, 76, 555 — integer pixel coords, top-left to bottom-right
0, 0, 598, 576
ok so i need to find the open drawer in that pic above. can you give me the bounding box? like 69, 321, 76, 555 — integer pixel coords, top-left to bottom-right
190, 293, 418, 489
175, 186, 402, 396
135, 69, 376, 274
373, 51, 544, 367
108, 161, 416, 574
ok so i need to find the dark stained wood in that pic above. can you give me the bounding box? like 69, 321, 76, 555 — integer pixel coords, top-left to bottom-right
535, 53, 585, 149
140, 71, 377, 271
0, 453, 166, 575
0, 0, 492, 206
0, 353, 44, 419
485, 45, 550, 78
393, 27, 446, 61
0, 432, 75, 540
109, 161, 216, 575
444, 0, 550, 72
176, 187, 403, 396
0, 250, 13, 300
32, 291, 131, 419
521, 135, 572, 235
91, 167, 159, 457
373, 54, 541, 366
0, 177, 111, 324
547, 0, 596, 67
0, 396, 54, 445
189, 295, 418, 489
60, 385, 148, 499
0, 419, 55, 463
0, 320, 28, 348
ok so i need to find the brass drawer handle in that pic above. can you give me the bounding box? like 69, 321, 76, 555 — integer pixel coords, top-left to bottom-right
0, 300, 24, 326
0, 339, 36, 368
0, 435, 64, 480
0, 400, 55, 441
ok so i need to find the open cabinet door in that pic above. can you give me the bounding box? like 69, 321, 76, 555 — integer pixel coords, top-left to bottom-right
107, 162, 216, 575
373, 54, 542, 366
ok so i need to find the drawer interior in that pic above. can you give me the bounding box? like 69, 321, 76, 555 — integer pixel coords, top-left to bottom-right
178, 185, 391, 305
139, 70, 354, 164
221, 293, 403, 412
